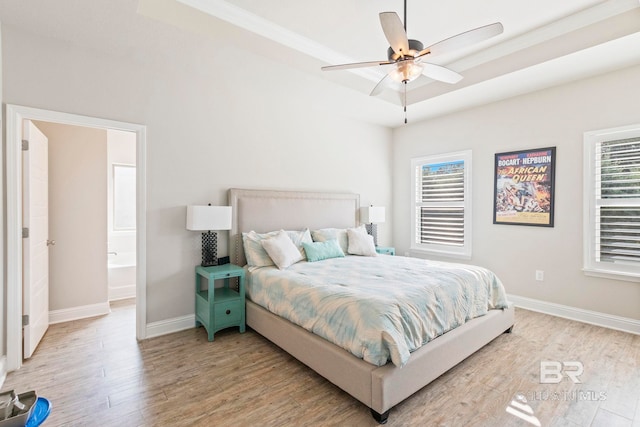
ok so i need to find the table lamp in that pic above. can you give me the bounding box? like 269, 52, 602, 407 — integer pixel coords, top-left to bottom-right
186, 204, 232, 266
360, 205, 385, 247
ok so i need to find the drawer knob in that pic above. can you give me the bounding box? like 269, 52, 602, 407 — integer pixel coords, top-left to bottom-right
226, 309, 231, 315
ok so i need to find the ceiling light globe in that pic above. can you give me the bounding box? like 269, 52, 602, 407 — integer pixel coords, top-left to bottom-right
390, 61, 424, 83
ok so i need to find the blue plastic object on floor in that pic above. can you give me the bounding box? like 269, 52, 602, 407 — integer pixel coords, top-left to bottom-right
25, 397, 51, 427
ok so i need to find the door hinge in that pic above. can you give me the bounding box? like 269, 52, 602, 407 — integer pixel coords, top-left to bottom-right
22, 315, 29, 326
22, 228, 29, 238
22, 139, 29, 151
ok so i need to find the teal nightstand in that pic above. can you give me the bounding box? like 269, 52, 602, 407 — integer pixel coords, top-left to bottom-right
195, 264, 245, 341
376, 246, 395, 256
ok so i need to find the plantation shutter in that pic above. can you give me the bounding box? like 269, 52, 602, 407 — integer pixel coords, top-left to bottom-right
595, 137, 640, 265
416, 160, 465, 247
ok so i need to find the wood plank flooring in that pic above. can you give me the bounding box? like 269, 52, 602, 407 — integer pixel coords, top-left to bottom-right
2, 300, 639, 426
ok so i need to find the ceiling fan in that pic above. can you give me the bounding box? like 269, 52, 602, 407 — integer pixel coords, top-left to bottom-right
321, 0, 504, 123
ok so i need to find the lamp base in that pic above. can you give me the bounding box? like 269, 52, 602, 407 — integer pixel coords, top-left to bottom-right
201, 231, 219, 267
365, 223, 378, 247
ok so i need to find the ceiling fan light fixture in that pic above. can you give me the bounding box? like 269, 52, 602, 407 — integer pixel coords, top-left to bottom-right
389, 60, 423, 83
387, 39, 424, 61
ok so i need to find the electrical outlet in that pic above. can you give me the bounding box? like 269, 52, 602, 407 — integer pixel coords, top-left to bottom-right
535, 270, 544, 281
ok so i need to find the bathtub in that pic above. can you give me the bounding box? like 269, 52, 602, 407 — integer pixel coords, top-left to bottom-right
108, 251, 136, 301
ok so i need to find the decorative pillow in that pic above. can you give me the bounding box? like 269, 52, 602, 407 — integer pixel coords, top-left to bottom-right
243, 229, 312, 270
311, 225, 367, 254
347, 228, 377, 256
243, 230, 278, 269
261, 230, 304, 270
289, 228, 313, 258
302, 240, 345, 262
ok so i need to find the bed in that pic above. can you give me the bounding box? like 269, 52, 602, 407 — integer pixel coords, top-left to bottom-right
228, 188, 515, 423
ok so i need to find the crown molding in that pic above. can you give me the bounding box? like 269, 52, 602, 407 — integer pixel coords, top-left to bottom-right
450, 0, 640, 73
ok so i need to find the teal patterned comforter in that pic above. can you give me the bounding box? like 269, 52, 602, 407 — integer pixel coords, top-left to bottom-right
246, 255, 509, 367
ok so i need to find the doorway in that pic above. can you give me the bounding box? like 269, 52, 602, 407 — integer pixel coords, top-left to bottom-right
5, 105, 147, 372
29, 122, 137, 319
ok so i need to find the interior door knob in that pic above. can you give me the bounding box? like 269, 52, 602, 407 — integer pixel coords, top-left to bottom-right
46, 240, 56, 246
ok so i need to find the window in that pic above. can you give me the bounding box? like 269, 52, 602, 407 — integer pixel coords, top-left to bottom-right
584, 124, 640, 281
411, 151, 472, 259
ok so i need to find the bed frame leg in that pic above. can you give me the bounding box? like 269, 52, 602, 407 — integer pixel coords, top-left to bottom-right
370, 409, 390, 424
504, 325, 514, 333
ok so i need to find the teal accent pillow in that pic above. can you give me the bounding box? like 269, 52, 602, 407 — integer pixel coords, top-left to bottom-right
302, 240, 345, 262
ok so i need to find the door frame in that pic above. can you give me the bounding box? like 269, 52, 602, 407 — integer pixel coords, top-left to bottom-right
5, 105, 148, 371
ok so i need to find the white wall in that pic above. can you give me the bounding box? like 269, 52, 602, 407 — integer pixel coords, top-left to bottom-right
34, 121, 109, 311
1, 21, 392, 324
393, 64, 640, 320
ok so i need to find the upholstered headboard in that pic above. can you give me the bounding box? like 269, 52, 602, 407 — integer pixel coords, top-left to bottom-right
228, 188, 360, 266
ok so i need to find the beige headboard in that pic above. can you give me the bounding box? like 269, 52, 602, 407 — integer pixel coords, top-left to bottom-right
228, 188, 360, 266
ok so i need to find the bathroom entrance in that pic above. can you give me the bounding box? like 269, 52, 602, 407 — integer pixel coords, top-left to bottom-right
5, 105, 147, 371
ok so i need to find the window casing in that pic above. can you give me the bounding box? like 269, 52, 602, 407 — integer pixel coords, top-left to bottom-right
584, 124, 640, 281
411, 151, 472, 259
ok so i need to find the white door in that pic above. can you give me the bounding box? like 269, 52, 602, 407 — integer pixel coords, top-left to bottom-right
22, 120, 50, 359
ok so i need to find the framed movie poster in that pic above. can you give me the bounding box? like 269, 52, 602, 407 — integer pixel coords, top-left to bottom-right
493, 147, 556, 227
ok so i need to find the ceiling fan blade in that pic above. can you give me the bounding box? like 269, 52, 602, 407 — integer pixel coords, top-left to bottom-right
370, 72, 394, 97
421, 62, 463, 84
321, 60, 393, 72
379, 12, 409, 57
417, 22, 504, 58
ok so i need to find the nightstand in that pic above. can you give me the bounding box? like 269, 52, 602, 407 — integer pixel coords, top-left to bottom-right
195, 264, 245, 341
375, 246, 395, 256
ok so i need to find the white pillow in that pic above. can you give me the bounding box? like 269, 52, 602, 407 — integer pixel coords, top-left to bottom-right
260, 230, 304, 269
243, 229, 312, 270
347, 227, 377, 256
289, 228, 313, 258
243, 230, 278, 269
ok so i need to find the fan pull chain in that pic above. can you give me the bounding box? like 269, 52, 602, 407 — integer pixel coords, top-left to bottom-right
404, 81, 408, 124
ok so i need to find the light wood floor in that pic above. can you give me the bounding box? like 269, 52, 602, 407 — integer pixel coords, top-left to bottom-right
2, 300, 639, 426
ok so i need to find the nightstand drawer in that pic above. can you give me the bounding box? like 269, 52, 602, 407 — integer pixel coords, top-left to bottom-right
214, 300, 242, 326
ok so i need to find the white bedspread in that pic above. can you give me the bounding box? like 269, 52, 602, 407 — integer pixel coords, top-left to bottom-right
246, 255, 509, 367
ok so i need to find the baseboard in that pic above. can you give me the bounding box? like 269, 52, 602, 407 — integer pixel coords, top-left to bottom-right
109, 284, 136, 301
508, 294, 640, 335
49, 302, 111, 325
145, 314, 195, 339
